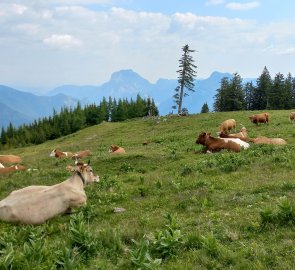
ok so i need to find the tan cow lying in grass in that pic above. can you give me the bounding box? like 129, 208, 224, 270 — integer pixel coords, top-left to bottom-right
0, 155, 22, 164
196, 132, 241, 153
249, 136, 287, 145
0, 165, 27, 174
0, 162, 99, 225
72, 150, 92, 160
50, 149, 73, 158
109, 144, 126, 154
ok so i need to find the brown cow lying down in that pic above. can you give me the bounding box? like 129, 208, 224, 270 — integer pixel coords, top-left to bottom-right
109, 144, 126, 154
249, 113, 270, 125
249, 136, 287, 145
219, 119, 236, 134
0, 155, 22, 164
72, 150, 92, 160
0, 162, 99, 225
50, 149, 73, 158
0, 165, 26, 174
196, 132, 241, 153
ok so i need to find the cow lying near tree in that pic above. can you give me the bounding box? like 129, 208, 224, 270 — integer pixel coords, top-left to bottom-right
0, 162, 99, 225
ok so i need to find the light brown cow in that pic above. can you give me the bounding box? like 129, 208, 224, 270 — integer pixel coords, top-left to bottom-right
289, 112, 295, 123
249, 136, 287, 145
196, 132, 241, 153
219, 119, 236, 134
72, 150, 92, 160
0, 162, 99, 225
0, 165, 27, 174
0, 155, 22, 164
109, 144, 126, 154
50, 149, 73, 158
249, 113, 270, 125
219, 127, 249, 142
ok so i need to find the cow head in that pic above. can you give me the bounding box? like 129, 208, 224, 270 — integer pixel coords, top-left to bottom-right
67, 162, 99, 184
196, 132, 210, 145
109, 144, 119, 153
49, 149, 57, 157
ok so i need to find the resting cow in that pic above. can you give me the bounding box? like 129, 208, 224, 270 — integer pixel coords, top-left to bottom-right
0, 155, 22, 164
50, 149, 73, 158
0, 162, 99, 225
249, 113, 269, 125
219, 127, 250, 142
219, 119, 236, 134
249, 136, 287, 145
196, 132, 241, 153
0, 165, 26, 174
109, 144, 126, 154
72, 150, 92, 160
289, 112, 295, 123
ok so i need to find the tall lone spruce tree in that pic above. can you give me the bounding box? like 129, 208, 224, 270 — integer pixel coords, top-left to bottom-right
173, 44, 197, 114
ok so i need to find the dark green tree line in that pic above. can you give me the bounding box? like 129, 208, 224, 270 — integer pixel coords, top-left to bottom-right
214, 67, 295, 112
0, 95, 158, 149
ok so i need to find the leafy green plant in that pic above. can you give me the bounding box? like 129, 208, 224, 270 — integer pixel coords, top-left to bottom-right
129, 239, 161, 270
152, 213, 184, 258
54, 246, 81, 269
68, 212, 98, 261
201, 232, 219, 258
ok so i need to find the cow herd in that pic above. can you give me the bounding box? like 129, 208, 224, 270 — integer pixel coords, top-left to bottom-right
196, 112, 288, 153
0, 111, 293, 225
0, 144, 126, 225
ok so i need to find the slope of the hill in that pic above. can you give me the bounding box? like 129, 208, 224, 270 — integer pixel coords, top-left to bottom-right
1, 110, 295, 269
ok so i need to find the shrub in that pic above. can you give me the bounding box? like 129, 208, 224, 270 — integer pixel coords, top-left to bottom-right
129, 239, 162, 270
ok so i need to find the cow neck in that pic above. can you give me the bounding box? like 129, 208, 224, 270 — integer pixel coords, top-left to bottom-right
76, 171, 86, 185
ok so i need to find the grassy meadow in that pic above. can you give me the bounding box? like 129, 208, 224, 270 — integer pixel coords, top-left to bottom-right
1, 110, 295, 269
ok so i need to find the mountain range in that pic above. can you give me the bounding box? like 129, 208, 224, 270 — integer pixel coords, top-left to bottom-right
0, 70, 240, 129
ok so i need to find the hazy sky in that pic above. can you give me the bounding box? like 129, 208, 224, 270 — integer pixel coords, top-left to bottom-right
1, 0, 295, 91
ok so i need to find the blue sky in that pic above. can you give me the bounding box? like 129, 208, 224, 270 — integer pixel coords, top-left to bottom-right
1, 0, 295, 92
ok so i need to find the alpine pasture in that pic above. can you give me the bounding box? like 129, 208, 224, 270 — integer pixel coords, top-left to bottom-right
1, 110, 295, 269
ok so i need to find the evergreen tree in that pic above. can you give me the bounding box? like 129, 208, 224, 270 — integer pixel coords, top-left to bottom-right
267, 73, 285, 109
201, 102, 209, 113
244, 81, 256, 110
284, 73, 293, 109
213, 77, 230, 112
292, 77, 295, 108
253, 66, 272, 110
228, 73, 245, 111
172, 44, 197, 114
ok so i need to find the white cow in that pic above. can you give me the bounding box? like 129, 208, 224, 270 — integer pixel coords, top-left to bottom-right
0, 162, 99, 225
219, 137, 250, 149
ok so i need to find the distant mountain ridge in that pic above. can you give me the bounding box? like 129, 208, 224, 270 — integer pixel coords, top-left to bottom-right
47, 69, 234, 115
0, 85, 78, 129
1, 70, 251, 129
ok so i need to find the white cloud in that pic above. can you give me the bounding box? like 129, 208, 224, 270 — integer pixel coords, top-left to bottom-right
205, 0, 224, 6
226, 1, 260, 10
43, 34, 82, 49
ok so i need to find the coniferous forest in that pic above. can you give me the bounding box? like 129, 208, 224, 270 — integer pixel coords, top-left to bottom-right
214, 67, 295, 112
0, 95, 158, 149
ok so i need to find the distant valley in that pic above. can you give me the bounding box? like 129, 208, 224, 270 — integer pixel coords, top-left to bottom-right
1, 70, 252, 129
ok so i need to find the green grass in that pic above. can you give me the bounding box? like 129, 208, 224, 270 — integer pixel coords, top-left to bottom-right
1, 110, 295, 269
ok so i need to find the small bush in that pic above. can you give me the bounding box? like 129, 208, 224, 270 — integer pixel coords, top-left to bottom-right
129, 239, 162, 270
